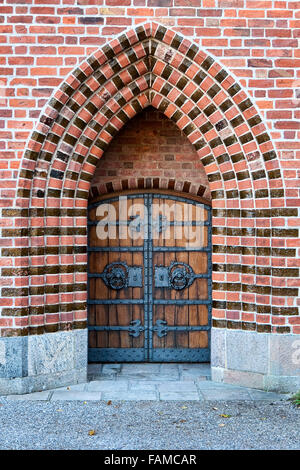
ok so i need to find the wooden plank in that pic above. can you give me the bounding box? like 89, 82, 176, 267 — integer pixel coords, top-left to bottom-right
174, 240, 189, 349
96, 331, 108, 349
130, 197, 145, 247
189, 331, 208, 349
132, 304, 144, 349
152, 251, 164, 349
164, 305, 175, 348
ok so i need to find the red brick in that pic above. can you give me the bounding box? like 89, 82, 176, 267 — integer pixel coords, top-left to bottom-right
266, 28, 292, 37
248, 58, 272, 67
8, 15, 33, 23
170, 8, 196, 16
0, 12, 298, 342
196, 27, 221, 36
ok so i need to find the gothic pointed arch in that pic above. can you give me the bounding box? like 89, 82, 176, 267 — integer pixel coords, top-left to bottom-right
8, 21, 296, 339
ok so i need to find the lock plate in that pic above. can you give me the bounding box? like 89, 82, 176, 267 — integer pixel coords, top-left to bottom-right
154, 266, 169, 288
128, 266, 143, 287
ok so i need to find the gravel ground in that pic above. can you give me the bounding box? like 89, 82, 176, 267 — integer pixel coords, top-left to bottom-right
0, 398, 299, 450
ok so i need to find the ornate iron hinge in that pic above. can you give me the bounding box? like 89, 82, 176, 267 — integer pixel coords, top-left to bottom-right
128, 319, 145, 338
151, 319, 210, 338
89, 320, 210, 339
88, 320, 145, 338
151, 319, 168, 338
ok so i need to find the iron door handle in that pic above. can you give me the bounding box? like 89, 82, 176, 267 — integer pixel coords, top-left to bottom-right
154, 262, 196, 290
98, 262, 143, 289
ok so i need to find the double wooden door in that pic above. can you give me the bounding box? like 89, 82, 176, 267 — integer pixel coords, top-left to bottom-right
88, 191, 211, 362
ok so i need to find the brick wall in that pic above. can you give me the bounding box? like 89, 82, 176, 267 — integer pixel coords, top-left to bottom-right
90, 106, 211, 199
0, 3, 299, 337
1, 1, 300, 191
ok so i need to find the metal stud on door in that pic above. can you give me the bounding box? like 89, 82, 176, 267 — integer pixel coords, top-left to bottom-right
88, 192, 212, 363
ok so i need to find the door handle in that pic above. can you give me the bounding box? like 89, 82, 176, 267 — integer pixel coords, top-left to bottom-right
99, 262, 143, 289
154, 261, 196, 290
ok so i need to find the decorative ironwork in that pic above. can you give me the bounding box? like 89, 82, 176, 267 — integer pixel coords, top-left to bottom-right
102, 262, 129, 290
89, 320, 210, 338
89, 320, 145, 338
154, 266, 169, 288
101, 262, 143, 289
154, 262, 195, 290
152, 319, 168, 338
151, 319, 210, 338
169, 261, 194, 290
128, 319, 145, 338
128, 267, 143, 287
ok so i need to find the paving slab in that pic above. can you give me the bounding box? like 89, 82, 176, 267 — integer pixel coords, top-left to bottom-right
159, 392, 200, 401
195, 380, 246, 389
51, 391, 101, 401
101, 364, 121, 374
159, 364, 181, 377
160, 364, 180, 371
133, 373, 182, 381
87, 380, 128, 392
129, 381, 157, 391
0, 363, 288, 402
200, 388, 252, 401
247, 389, 286, 401
116, 373, 180, 381
88, 364, 102, 374
52, 383, 88, 392
180, 365, 211, 379
179, 363, 211, 372
181, 374, 210, 382
157, 381, 198, 392
120, 364, 160, 374
101, 391, 158, 401
5, 391, 51, 401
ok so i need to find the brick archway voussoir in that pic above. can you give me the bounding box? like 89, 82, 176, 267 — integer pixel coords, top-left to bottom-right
10, 22, 296, 338
18, 22, 282, 211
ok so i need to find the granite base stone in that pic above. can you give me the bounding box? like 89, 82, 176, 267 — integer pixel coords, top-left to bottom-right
0, 329, 88, 395
211, 328, 300, 393
1, 327, 299, 395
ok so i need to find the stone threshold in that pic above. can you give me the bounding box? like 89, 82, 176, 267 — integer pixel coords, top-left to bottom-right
0, 363, 288, 402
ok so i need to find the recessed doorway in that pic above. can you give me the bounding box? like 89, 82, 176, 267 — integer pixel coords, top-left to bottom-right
88, 190, 212, 363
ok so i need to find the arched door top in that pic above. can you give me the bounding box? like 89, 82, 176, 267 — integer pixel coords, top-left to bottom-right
5, 22, 296, 337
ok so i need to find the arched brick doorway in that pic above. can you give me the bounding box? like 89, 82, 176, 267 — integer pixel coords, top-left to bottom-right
88, 107, 212, 364
1, 22, 299, 394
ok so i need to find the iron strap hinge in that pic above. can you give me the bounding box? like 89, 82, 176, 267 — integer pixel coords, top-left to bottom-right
89, 320, 145, 338
151, 320, 210, 338
89, 320, 210, 338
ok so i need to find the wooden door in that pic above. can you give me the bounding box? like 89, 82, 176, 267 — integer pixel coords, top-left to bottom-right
88, 191, 211, 363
